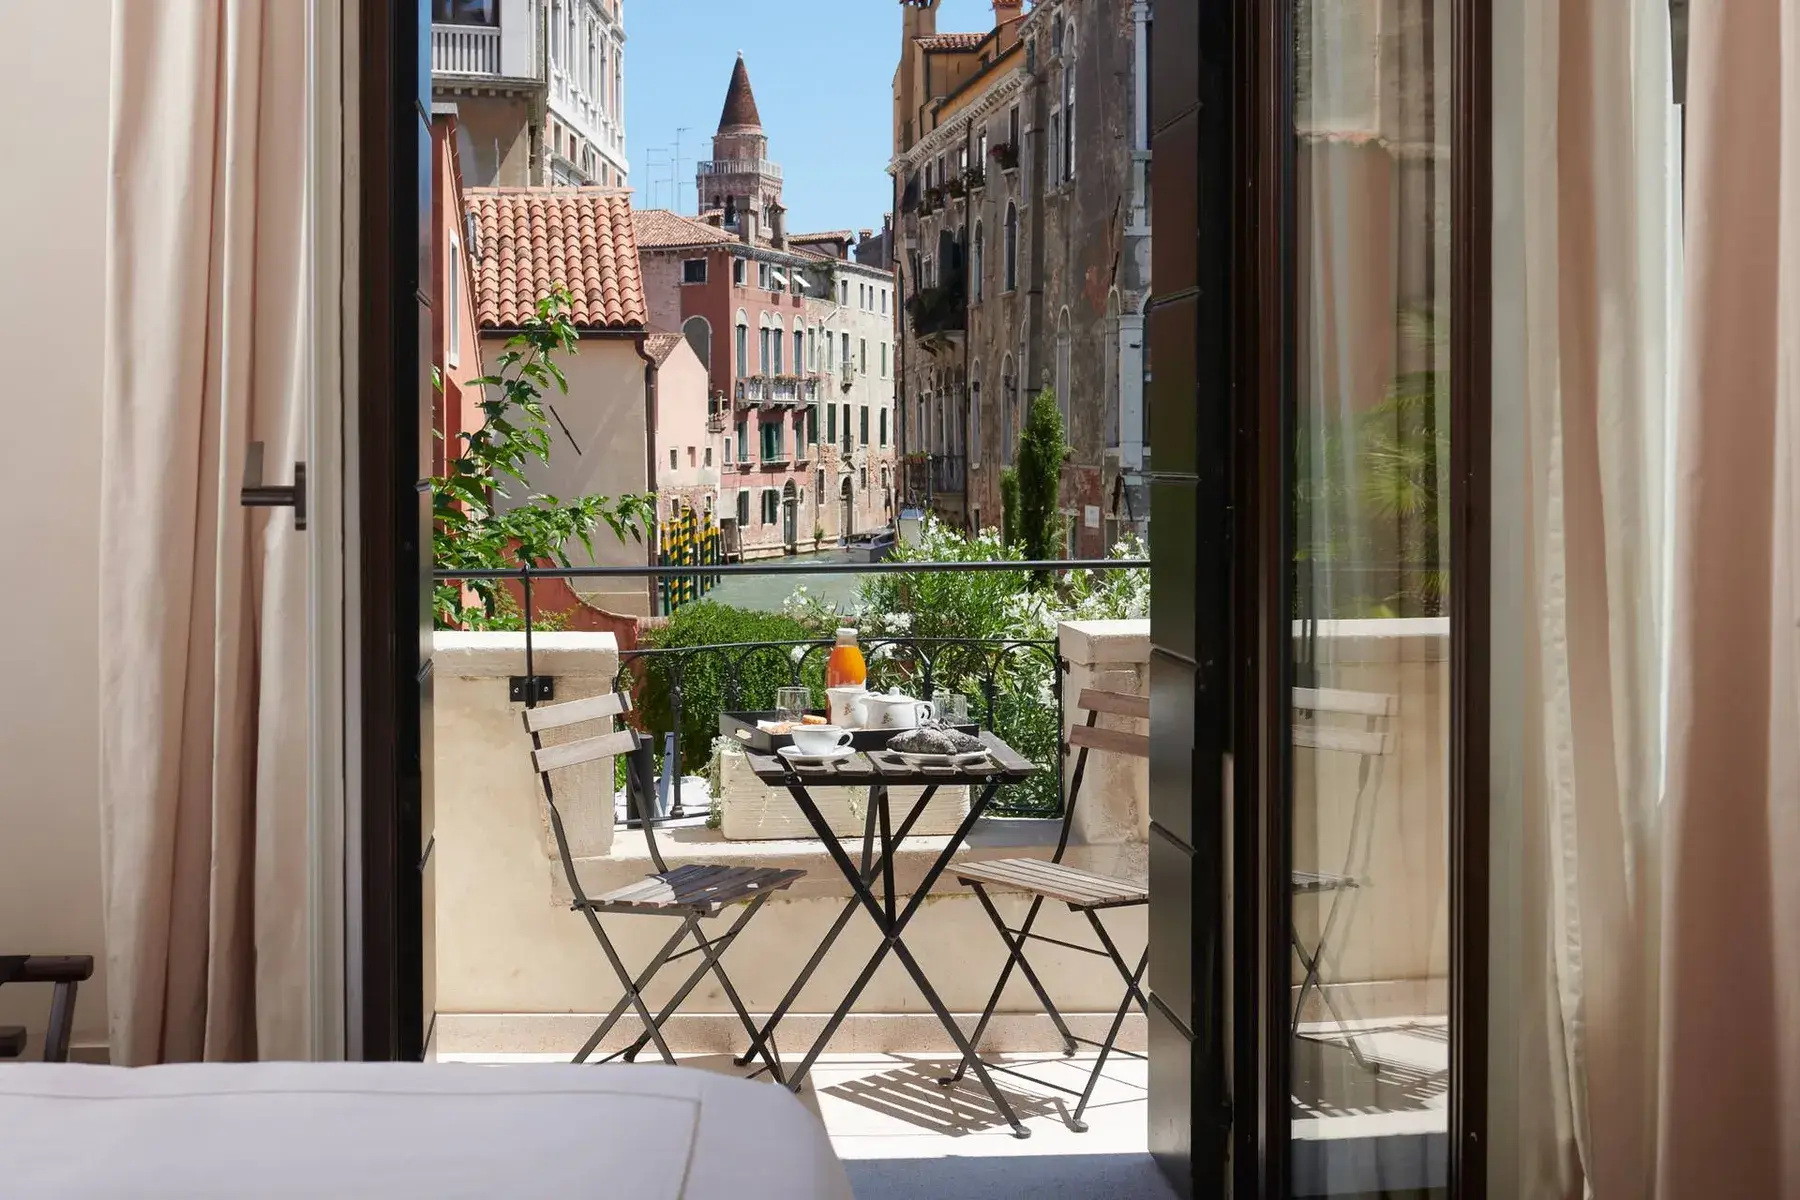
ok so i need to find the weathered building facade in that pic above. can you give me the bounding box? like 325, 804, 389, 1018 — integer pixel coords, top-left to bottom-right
891, 0, 1150, 554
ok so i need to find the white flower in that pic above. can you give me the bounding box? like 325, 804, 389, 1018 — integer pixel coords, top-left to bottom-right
789, 646, 807, 663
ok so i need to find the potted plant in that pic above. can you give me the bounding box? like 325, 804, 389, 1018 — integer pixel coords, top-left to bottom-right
989, 141, 1019, 171
963, 166, 987, 191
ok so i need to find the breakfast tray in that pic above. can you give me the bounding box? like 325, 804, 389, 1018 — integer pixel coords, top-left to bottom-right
718, 710, 978, 754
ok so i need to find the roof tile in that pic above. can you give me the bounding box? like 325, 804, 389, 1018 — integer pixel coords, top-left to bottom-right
465, 188, 648, 331
632, 208, 737, 249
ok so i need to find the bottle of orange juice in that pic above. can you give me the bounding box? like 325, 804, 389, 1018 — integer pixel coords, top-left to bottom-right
826, 627, 867, 688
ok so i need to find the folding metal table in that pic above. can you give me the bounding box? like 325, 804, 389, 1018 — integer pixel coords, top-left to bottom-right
735, 731, 1040, 1138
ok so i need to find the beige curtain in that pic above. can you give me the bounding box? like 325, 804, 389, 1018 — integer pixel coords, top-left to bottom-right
1502, 0, 1678, 1194
100, 0, 312, 1064
1658, 2, 1800, 1195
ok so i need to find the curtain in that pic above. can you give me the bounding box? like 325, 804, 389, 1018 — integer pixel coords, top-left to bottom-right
100, 0, 311, 1064
1658, 2, 1800, 1194
1503, 0, 1678, 1193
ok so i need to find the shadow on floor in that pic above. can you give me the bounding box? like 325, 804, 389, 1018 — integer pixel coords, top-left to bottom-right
845, 1153, 1178, 1200
822, 1060, 1062, 1136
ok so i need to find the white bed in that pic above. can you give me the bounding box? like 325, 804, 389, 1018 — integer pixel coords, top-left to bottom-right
0, 1062, 854, 1199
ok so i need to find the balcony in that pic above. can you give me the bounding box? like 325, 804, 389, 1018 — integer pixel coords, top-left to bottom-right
431, 24, 501, 76
737, 374, 818, 407
906, 280, 967, 339
697, 157, 783, 180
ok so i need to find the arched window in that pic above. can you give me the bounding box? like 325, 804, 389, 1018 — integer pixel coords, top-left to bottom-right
1003, 203, 1018, 292
1055, 307, 1073, 430
1105, 290, 1121, 448
683, 315, 712, 371
970, 377, 983, 466
758, 317, 772, 374
1062, 30, 1077, 182
735, 314, 749, 377
771, 315, 785, 374
1001, 353, 1016, 462
793, 327, 805, 374
972, 222, 985, 302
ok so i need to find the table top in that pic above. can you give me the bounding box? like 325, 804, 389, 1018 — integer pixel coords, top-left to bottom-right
746, 729, 1037, 787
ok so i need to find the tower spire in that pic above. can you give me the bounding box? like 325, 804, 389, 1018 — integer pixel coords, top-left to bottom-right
717, 54, 762, 132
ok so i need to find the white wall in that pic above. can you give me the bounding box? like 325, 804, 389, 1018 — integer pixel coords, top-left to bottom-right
0, 0, 111, 1055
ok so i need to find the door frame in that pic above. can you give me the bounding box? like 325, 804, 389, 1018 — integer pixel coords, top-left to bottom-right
1148, 0, 1493, 1194
351, 0, 430, 1064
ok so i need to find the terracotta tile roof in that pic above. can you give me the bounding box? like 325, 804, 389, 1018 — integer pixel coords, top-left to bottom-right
644, 331, 685, 366
915, 32, 986, 51
718, 54, 762, 130
633, 208, 736, 250
791, 230, 856, 244
465, 188, 648, 330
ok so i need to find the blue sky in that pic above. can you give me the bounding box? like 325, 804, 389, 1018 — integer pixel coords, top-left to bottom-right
626, 0, 995, 233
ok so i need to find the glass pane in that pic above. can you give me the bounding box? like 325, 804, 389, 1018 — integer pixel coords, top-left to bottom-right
1291, 0, 1450, 1192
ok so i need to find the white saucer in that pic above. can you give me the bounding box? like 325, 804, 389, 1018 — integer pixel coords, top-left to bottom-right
778, 744, 855, 766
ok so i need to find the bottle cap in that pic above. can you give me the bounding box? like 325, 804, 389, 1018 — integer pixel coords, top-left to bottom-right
836, 627, 858, 641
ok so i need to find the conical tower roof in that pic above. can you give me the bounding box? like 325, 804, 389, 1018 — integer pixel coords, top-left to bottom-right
717, 54, 762, 131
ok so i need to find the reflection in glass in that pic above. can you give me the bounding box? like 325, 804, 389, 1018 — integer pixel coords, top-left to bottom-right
1291, 0, 1450, 1193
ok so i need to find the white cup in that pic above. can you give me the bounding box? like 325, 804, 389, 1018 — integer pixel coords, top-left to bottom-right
789, 725, 853, 756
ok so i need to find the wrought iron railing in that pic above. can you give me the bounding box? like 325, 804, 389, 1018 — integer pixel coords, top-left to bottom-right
433, 558, 1150, 823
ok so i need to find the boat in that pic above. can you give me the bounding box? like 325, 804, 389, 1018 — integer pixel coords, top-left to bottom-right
846, 529, 897, 563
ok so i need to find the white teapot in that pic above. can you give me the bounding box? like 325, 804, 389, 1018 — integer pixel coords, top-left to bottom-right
854, 687, 934, 731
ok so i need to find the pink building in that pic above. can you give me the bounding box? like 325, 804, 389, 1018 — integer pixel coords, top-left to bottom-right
634, 56, 898, 559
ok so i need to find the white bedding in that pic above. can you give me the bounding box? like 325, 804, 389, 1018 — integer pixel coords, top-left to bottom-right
0, 1062, 854, 1199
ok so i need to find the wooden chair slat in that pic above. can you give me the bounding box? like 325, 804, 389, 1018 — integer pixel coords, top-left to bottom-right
1068, 724, 1152, 760
956, 857, 1148, 908
522, 690, 630, 732
532, 728, 640, 773
1076, 688, 1151, 720
1292, 687, 1396, 717
1292, 726, 1394, 757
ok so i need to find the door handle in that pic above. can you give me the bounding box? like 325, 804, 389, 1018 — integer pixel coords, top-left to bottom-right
240, 441, 307, 531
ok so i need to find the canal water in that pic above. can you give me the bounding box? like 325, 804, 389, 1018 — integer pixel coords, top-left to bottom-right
701, 548, 874, 614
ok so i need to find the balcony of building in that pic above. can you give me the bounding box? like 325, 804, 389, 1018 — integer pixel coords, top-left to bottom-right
425, 555, 1448, 1194
736, 374, 820, 408
698, 157, 784, 180
431, 22, 503, 75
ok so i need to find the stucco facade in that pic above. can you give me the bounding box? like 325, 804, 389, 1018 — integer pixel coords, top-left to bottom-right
650, 334, 724, 524
891, 0, 1151, 553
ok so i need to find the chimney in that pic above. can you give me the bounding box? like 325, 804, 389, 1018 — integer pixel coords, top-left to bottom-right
992, 0, 1024, 24
903, 0, 939, 40
769, 203, 787, 249
859, 228, 874, 244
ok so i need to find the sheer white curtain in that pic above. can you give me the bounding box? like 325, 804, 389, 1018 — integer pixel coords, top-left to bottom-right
100, 0, 312, 1064
1659, 2, 1800, 1193
1494, 0, 1679, 1194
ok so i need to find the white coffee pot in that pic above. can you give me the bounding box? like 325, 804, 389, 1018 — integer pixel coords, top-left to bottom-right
853, 687, 934, 731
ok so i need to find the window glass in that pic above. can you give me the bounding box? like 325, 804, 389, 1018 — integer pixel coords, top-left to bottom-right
683, 259, 707, 284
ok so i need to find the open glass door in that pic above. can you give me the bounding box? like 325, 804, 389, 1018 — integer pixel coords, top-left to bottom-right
1287, 0, 1455, 1193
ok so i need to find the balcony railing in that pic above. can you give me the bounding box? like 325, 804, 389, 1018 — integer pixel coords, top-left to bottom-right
431, 24, 502, 76
737, 375, 819, 407
903, 452, 966, 497
697, 158, 784, 180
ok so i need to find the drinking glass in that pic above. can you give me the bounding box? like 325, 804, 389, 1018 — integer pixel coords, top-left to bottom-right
775, 687, 811, 723
932, 690, 969, 725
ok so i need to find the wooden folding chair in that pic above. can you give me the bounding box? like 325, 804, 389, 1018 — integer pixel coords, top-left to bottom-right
943, 687, 1151, 1132
0, 954, 93, 1062
524, 690, 803, 1076
1291, 686, 1397, 1069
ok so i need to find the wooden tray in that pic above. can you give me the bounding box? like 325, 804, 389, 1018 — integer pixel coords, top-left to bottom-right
719, 710, 978, 754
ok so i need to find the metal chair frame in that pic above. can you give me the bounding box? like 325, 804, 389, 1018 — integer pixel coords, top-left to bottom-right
1289, 686, 1397, 1070
525, 690, 801, 1078
942, 685, 1151, 1132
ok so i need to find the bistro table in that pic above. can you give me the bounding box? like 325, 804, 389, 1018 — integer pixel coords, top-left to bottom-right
734, 730, 1040, 1138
